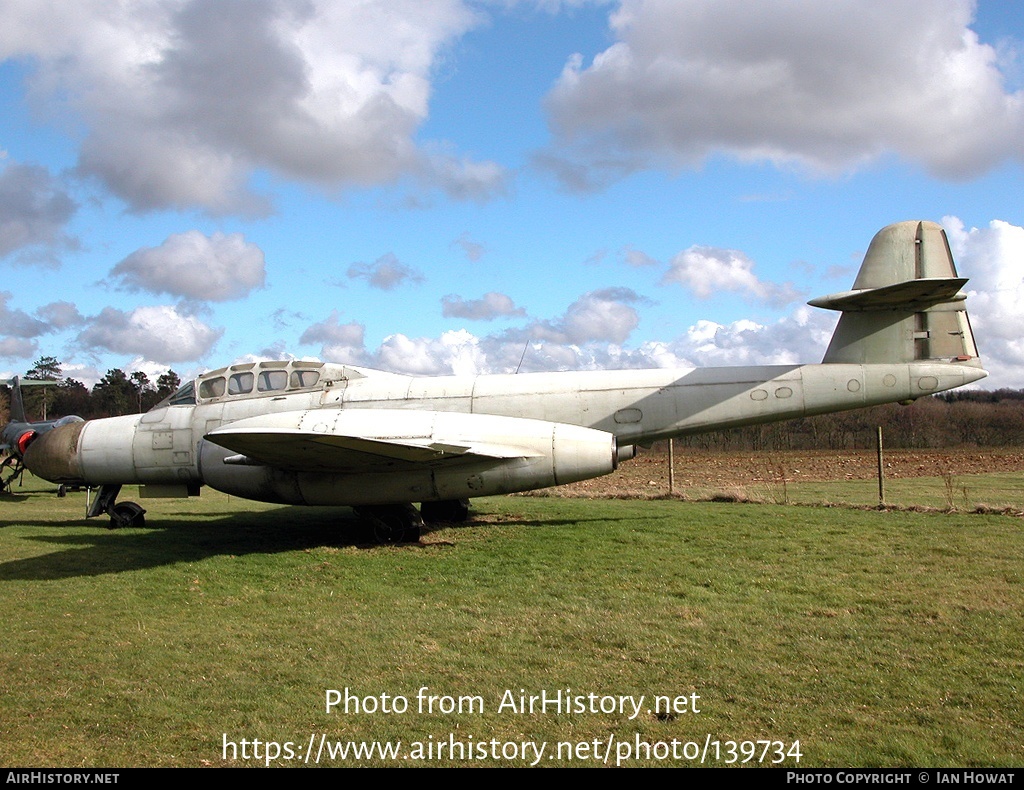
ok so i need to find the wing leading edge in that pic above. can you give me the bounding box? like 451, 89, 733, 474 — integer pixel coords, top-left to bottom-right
204, 408, 556, 472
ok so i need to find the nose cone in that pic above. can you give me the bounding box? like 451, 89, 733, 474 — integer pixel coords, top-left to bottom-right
23, 420, 86, 484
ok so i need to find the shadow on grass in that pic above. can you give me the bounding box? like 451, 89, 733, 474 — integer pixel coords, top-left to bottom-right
0, 505, 622, 581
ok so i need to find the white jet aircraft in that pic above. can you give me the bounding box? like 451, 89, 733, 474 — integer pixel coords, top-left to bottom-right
21, 221, 985, 540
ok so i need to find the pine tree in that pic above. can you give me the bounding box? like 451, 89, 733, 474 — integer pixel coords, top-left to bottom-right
23, 356, 63, 420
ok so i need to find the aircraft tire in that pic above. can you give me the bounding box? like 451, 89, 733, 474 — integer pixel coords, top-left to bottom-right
420, 499, 470, 524
372, 520, 421, 545
357, 504, 423, 545
109, 501, 146, 529
400, 525, 422, 544
372, 514, 403, 544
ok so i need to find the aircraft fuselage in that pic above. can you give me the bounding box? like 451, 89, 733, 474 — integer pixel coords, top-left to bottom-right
25, 359, 983, 507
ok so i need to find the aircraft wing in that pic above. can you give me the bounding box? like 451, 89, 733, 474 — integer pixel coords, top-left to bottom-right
205, 409, 544, 472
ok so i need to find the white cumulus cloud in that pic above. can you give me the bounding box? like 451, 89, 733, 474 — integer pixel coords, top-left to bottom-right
0, 0, 505, 214
442, 292, 526, 321
943, 216, 1024, 388
78, 304, 223, 363
375, 329, 488, 376
542, 0, 1024, 189
36, 301, 85, 330
0, 162, 77, 263
522, 286, 647, 346
0, 293, 49, 339
110, 230, 266, 301
664, 245, 801, 305
0, 337, 37, 360
347, 253, 424, 290
451, 232, 486, 262
299, 311, 367, 364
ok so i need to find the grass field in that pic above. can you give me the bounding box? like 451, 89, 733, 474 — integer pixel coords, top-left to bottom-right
1, 474, 1022, 767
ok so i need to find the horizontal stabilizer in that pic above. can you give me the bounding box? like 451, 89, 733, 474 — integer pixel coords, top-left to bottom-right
808, 277, 967, 312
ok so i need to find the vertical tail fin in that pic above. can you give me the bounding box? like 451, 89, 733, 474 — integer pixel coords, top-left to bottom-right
809, 221, 981, 367
10, 376, 27, 423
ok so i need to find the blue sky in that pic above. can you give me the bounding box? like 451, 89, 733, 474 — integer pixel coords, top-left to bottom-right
1, 0, 1022, 388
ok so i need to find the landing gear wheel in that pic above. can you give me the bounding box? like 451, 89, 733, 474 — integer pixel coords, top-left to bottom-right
109, 501, 146, 529
372, 511, 403, 544
355, 504, 423, 544
420, 499, 470, 524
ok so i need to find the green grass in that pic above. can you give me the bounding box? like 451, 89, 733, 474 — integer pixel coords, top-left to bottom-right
785, 471, 1024, 510
681, 471, 1024, 511
1, 477, 1022, 767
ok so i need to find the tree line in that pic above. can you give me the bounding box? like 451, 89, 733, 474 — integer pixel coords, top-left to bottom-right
673, 391, 1024, 451
1, 356, 181, 423
4, 356, 1024, 450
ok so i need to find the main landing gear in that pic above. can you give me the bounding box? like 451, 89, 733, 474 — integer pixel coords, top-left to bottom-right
355, 499, 472, 544
420, 499, 470, 524
0, 454, 24, 494
88, 484, 147, 529
354, 504, 423, 544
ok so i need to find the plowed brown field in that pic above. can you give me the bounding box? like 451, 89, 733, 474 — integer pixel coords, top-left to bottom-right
546, 447, 1024, 498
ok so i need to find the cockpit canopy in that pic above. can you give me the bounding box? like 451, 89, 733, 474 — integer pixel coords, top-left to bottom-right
154, 360, 365, 408
197, 360, 324, 400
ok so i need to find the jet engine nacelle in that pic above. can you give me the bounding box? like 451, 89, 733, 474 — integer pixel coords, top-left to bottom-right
198, 409, 618, 506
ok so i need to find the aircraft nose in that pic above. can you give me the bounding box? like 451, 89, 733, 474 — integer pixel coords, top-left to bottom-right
22, 420, 86, 484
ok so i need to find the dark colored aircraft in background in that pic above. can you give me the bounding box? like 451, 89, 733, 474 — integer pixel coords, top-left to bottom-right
1, 377, 83, 493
